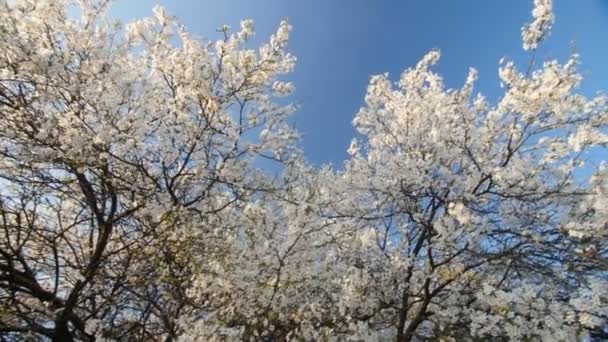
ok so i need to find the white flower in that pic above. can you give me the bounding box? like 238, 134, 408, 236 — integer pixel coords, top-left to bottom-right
152, 5, 170, 26
347, 138, 360, 156
580, 312, 603, 328
271, 81, 294, 96
521, 0, 554, 50
239, 19, 255, 40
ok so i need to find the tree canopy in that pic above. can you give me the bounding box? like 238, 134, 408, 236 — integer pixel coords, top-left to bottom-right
0, 0, 606, 341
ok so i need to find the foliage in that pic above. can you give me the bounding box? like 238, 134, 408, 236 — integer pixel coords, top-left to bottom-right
0, 0, 606, 341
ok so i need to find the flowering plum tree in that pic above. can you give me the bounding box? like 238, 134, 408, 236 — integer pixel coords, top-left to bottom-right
0, 0, 606, 341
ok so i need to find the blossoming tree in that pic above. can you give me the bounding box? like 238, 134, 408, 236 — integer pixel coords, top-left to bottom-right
0, 0, 606, 341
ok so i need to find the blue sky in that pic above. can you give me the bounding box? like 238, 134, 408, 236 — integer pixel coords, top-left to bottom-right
111, 1, 608, 167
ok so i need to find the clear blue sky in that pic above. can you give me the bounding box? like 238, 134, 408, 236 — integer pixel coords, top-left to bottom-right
111, 1, 608, 167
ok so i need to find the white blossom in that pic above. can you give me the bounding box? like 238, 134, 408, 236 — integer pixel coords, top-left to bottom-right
522, 0, 554, 50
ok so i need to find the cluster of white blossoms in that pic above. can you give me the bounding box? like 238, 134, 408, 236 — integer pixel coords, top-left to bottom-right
522, 0, 554, 50
0, 0, 607, 341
